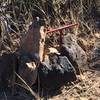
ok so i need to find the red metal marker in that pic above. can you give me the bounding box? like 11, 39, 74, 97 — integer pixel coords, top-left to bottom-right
46, 23, 79, 47
46, 23, 79, 34
43, 23, 79, 61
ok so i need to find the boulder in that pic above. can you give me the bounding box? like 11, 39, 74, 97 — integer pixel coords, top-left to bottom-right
18, 17, 46, 86
61, 34, 87, 74
18, 53, 37, 86
20, 17, 46, 62
0, 53, 17, 89
38, 53, 76, 91
88, 42, 100, 70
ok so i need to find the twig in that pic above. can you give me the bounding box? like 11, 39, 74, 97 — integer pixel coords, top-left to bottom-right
15, 72, 40, 100
4, 91, 7, 100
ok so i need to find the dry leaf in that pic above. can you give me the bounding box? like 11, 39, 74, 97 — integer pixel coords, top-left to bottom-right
26, 62, 36, 70
48, 47, 60, 54
94, 32, 100, 38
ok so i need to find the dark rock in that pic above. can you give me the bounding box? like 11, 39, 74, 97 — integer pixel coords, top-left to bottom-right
18, 52, 38, 86
0, 53, 17, 89
38, 53, 76, 91
94, 0, 100, 17
60, 34, 87, 74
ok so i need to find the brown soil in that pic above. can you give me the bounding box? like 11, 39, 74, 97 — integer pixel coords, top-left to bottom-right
48, 70, 100, 100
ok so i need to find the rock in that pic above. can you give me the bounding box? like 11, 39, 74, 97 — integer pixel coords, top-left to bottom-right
18, 53, 37, 86
38, 53, 76, 91
88, 42, 100, 70
17, 18, 46, 86
60, 34, 87, 74
0, 52, 37, 88
0, 53, 17, 88
95, 0, 100, 17
20, 17, 46, 62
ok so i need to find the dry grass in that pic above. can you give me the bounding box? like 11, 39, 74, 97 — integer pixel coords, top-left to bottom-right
0, 0, 100, 100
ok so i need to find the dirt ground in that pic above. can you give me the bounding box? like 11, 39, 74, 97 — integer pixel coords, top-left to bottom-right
0, 1, 100, 99
48, 70, 100, 100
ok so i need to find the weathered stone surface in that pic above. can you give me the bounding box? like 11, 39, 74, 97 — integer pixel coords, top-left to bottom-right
0, 53, 17, 88
61, 34, 87, 74
88, 42, 100, 70
18, 18, 46, 86
20, 18, 46, 62
0, 52, 37, 87
95, 0, 100, 16
38, 53, 76, 91
18, 53, 37, 86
